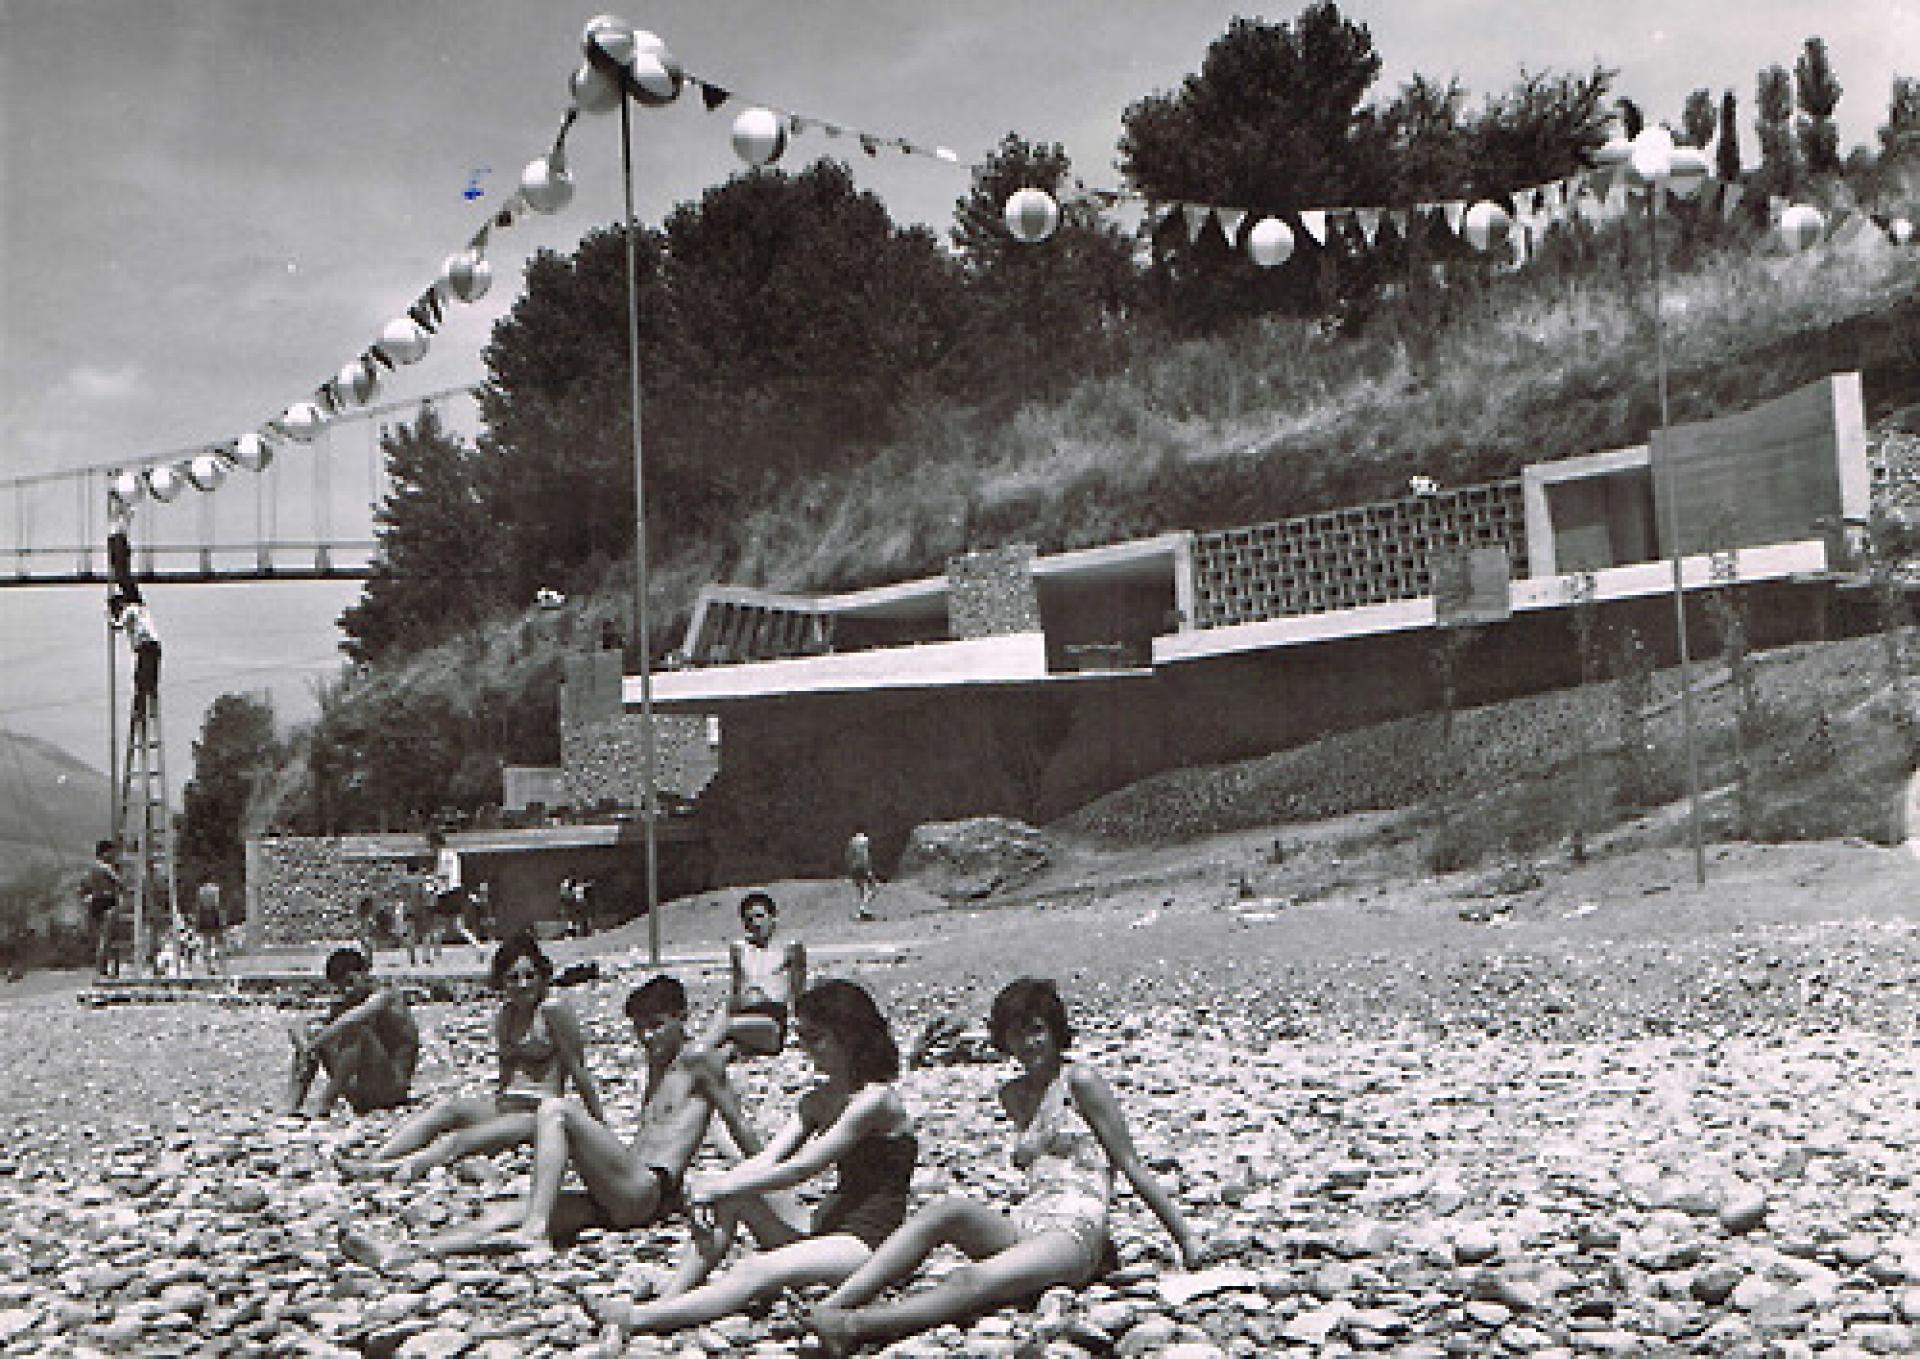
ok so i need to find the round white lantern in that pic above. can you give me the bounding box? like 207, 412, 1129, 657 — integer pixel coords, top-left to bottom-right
1247, 216, 1295, 268
1779, 203, 1826, 251
283, 401, 326, 442
110, 470, 143, 504
441, 251, 492, 303
187, 454, 228, 493
232, 431, 273, 473
1889, 217, 1913, 246
520, 156, 574, 215
627, 39, 683, 107
379, 317, 429, 365
582, 14, 636, 66
1627, 126, 1675, 188
570, 59, 623, 114
146, 465, 185, 502
1003, 188, 1060, 244
731, 107, 787, 167
1463, 200, 1512, 253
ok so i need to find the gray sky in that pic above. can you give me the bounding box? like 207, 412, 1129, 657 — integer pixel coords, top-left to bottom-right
1, 0, 1913, 785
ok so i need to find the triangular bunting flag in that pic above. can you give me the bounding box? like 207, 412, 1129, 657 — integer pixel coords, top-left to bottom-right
699, 81, 730, 112
1300, 209, 1328, 246
1182, 203, 1212, 243
1768, 194, 1788, 223
1602, 181, 1628, 219
859, 134, 879, 157
467, 222, 492, 256
1354, 207, 1381, 246
1720, 182, 1744, 222
1386, 208, 1409, 242
1213, 206, 1246, 243
369, 344, 397, 372
1440, 201, 1465, 236
1539, 182, 1563, 217
934, 146, 959, 163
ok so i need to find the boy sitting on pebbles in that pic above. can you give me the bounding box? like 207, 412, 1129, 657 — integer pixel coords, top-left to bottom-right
285, 947, 420, 1119
340, 974, 760, 1265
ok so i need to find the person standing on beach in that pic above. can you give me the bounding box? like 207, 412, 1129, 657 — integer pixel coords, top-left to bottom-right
194, 879, 227, 975
846, 831, 878, 922
80, 840, 123, 978
404, 870, 437, 966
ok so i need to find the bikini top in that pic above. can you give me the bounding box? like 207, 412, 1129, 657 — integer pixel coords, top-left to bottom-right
1011, 1064, 1112, 1203
499, 1002, 565, 1094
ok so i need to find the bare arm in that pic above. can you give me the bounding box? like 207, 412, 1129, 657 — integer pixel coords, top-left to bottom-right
1069, 1063, 1205, 1267
702, 1108, 812, 1193
493, 1009, 512, 1095
545, 1000, 606, 1124
786, 941, 807, 1002
308, 989, 398, 1049
702, 1085, 899, 1203
727, 941, 746, 1007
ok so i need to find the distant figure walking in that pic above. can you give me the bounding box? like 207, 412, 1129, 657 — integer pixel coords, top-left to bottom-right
846, 831, 878, 922
80, 840, 123, 978
404, 870, 438, 966
195, 879, 227, 975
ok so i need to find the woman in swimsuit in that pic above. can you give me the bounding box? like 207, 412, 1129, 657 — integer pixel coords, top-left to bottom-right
587, 978, 916, 1340
338, 931, 603, 1180
802, 977, 1207, 1356
725, 890, 806, 1057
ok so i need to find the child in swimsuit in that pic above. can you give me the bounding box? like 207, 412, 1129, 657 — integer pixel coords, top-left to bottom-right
803, 977, 1208, 1356
726, 890, 806, 1057
336, 932, 603, 1180
588, 979, 917, 1340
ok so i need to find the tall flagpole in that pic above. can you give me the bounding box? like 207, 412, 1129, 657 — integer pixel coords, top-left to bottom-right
621, 93, 663, 964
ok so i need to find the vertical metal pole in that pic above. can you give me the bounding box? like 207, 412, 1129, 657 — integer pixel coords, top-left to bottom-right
622, 95, 662, 964
1649, 186, 1707, 886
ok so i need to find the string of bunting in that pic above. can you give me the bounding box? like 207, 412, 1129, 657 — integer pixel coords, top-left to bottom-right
107, 17, 1916, 513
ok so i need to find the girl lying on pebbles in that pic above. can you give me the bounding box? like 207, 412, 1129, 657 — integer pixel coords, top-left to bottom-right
803, 977, 1208, 1356
586, 978, 918, 1341
336, 932, 602, 1182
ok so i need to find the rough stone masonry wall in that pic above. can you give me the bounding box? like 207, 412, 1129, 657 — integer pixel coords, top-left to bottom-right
248, 837, 416, 948
947, 545, 1042, 638
560, 712, 718, 809
1191, 479, 1528, 626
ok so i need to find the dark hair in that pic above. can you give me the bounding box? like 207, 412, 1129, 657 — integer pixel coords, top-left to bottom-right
95, 839, 115, 857
989, 977, 1073, 1054
738, 890, 777, 923
489, 931, 552, 990
795, 979, 898, 1085
626, 974, 688, 1021
324, 946, 371, 985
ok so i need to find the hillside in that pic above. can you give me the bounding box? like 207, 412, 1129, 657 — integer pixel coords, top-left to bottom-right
260, 220, 1920, 837
0, 728, 111, 880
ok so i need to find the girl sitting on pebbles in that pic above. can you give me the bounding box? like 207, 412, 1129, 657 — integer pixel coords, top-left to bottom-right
803, 977, 1207, 1356
336, 932, 603, 1181
586, 978, 917, 1341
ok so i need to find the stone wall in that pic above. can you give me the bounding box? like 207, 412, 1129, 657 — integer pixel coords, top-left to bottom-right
246, 836, 418, 949
560, 712, 719, 808
560, 650, 718, 808
947, 545, 1042, 638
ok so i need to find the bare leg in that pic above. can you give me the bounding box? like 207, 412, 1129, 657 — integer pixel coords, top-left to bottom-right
516, 1098, 664, 1244
623, 1232, 871, 1336
285, 1021, 322, 1114
810, 1228, 1089, 1355
821, 1197, 1021, 1309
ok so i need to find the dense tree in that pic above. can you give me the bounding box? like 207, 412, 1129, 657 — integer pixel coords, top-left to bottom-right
1880, 75, 1920, 162
1117, 5, 1386, 330
1755, 64, 1798, 197
477, 163, 969, 609
1794, 37, 1844, 176
1717, 90, 1742, 182
339, 406, 509, 662
1682, 88, 1717, 152
178, 692, 280, 895
1459, 66, 1615, 194
947, 134, 1141, 403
